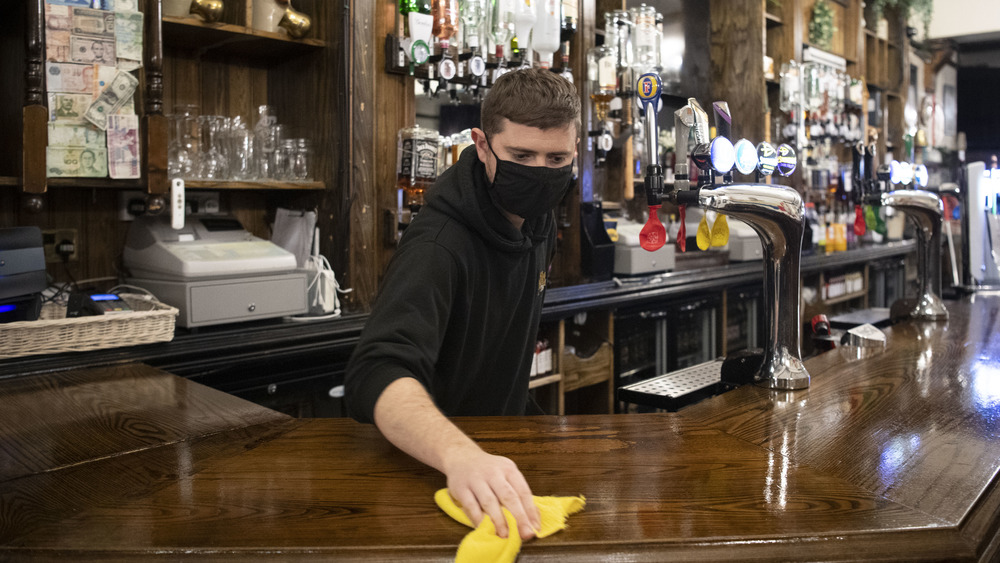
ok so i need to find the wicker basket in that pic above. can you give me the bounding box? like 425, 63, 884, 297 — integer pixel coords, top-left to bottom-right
0, 294, 178, 360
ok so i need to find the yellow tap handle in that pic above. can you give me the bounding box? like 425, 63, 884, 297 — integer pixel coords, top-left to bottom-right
696, 213, 711, 251
710, 214, 730, 247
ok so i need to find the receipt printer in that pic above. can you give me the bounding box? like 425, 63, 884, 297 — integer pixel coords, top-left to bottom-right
0, 227, 46, 323
124, 215, 307, 328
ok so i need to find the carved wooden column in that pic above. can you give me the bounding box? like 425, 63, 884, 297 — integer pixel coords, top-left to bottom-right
23, 0, 47, 194
144, 0, 168, 195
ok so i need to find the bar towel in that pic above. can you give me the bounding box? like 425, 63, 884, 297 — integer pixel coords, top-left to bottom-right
434, 488, 586, 563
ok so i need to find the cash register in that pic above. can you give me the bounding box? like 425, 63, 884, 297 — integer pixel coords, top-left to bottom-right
124, 215, 307, 328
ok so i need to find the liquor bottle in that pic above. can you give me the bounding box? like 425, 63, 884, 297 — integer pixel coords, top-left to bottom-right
432, 0, 459, 53
399, 0, 431, 37
559, 0, 577, 69
459, 0, 485, 52
397, 125, 441, 209
533, 0, 560, 69
586, 45, 616, 123
630, 4, 659, 72
489, 0, 515, 66
512, 0, 535, 64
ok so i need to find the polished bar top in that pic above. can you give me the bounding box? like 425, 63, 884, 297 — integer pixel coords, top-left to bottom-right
2, 295, 999, 561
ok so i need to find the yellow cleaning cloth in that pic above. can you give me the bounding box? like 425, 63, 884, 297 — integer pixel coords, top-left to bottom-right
434, 488, 586, 563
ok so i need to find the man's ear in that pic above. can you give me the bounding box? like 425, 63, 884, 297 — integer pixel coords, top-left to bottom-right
471, 127, 491, 165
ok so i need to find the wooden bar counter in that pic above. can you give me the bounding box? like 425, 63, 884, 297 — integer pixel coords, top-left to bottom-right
3, 296, 1000, 561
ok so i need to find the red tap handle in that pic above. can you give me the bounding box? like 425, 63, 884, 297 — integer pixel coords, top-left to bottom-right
677, 205, 687, 252
853, 204, 866, 236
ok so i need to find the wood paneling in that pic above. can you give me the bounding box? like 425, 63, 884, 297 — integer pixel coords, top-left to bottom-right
347, 0, 414, 310
710, 0, 765, 142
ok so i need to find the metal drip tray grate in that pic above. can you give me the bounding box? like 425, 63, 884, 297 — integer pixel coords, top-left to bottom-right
618, 359, 724, 411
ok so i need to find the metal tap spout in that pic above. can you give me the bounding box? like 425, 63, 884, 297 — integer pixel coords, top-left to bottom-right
698, 183, 811, 390
879, 189, 949, 322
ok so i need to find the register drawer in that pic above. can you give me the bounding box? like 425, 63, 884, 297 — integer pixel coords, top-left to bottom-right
129, 272, 307, 328
189, 275, 306, 325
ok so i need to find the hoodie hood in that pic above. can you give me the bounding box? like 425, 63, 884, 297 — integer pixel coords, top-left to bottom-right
423, 145, 553, 253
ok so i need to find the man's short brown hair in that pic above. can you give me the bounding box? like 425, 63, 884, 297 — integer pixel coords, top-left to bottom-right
480, 68, 581, 138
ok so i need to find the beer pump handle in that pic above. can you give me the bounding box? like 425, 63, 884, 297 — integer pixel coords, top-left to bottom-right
674, 106, 694, 192
712, 101, 732, 140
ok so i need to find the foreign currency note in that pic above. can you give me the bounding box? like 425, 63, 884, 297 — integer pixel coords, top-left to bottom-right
70, 35, 116, 65
48, 92, 92, 123
46, 31, 72, 62
46, 147, 108, 178
45, 62, 95, 94
83, 70, 138, 129
45, 0, 92, 8
72, 7, 115, 38
45, 3, 72, 31
116, 94, 136, 115
115, 0, 139, 10
48, 123, 106, 148
107, 115, 141, 179
45, 4, 73, 62
115, 11, 143, 63
94, 64, 117, 93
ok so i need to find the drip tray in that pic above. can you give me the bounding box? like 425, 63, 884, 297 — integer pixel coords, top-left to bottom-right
618, 359, 724, 411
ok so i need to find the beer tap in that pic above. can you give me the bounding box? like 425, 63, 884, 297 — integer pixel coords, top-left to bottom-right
865, 154, 948, 322
712, 101, 734, 184
637, 74, 810, 390
637, 73, 666, 251
851, 141, 866, 237
688, 98, 714, 189
673, 105, 694, 252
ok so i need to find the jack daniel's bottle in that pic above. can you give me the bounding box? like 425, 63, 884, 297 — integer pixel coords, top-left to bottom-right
397, 125, 441, 210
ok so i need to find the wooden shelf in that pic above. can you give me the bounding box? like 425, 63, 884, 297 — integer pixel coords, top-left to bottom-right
162, 16, 325, 61
0, 177, 18, 187
47, 178, 144, 189
823, 289, 867, 306
765, 12, 783, 28
529, 373, 562, 389
182, 179, 326, 190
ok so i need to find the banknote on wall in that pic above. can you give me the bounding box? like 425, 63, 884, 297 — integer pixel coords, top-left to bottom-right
48, 92, 93, 123
47, 122, 107, 148
70, 35, 116, 66
45, 62, 95, 94
45, 0, 94, 7
72, 7, 115, 38
115, 11, 143, 65
107, 114, 141, 179
46, 147, 109, 178
84, 70, 138, 130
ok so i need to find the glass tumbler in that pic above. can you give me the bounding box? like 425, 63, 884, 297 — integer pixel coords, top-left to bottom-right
292, 138, 312, 181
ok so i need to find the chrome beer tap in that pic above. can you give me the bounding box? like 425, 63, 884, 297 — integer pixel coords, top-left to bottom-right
636, 73, 810, 390
866, 152, 948, 322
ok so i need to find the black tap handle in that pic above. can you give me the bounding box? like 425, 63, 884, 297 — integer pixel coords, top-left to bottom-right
852, 143, 865, 204
644, 165, 663, 207
863, 144, 876, 194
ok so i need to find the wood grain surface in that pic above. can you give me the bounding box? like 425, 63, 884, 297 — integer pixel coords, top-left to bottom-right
2, 298, 1000, 561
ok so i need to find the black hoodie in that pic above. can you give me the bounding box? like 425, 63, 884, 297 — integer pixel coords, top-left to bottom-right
344, 145, 557, 423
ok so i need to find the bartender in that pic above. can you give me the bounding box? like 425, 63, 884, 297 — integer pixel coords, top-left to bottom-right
344, 68, 581, 540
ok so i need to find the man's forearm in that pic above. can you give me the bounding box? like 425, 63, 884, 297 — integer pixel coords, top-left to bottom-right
371, 376, 542, 539
372, 377, 480, 473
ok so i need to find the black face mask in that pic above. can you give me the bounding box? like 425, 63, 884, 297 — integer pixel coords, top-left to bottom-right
486, 138, 574, 220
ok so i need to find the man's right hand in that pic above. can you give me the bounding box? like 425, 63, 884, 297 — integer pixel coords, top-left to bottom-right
441, 444, 541, 540
372, 377, 541, 540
